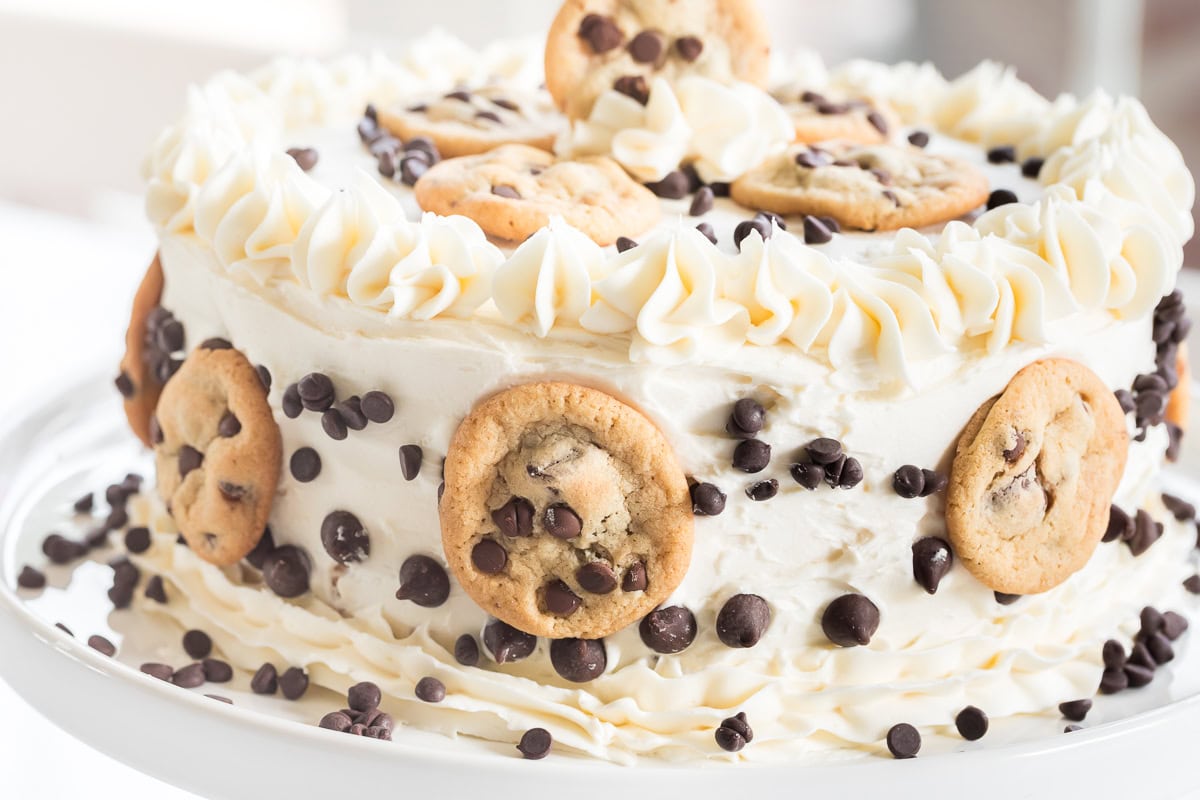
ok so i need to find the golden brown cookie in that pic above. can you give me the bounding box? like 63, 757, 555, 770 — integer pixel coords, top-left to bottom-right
117, 255, 170, 447
414, 144, 660, 245
774, 89, 898, 145
730, 141, 990, 231
154, 341, 281, 567
441, 382, 693, 640
1167, 343, 1190, 430
544, 0, 771, 119
946, 358, 1128, 595
378, 85, 565, 159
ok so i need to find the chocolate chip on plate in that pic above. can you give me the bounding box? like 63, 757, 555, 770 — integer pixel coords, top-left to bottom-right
690, 482, 726, 516
483, 619, 536, 663
455, 634, 481, 667
1099, 667, 1128, 695
87, 635, 116, 657
716, 594, 770, 648
821, 593, 880, 646
16, 566, 45, 590
415, 676, 446, 703
675, 35, 703, 61
279, 667, 309, 700
182, 629, 213, 659
172, 662, 205, 688
549, 638, 607, 682
986, 189, 1019, 210
348, 681, 382, 712
1022, 156, 1045, 179
517, 727, 553, 760
396, 554, 451, 607
639, 606, 697, 654
715, 712, 753, 753
140, 663, 174, 682
1059, 699, 1092, 722
955, 706, 988, 741
321, 510, 370, 564
803, 215, 834, 245
689, 186, 714, 217
251, 663, 278, 695
202, 658, 233, 683
911, 537, 953, 594
645, 170, 690, 199
887, 723, 921, 758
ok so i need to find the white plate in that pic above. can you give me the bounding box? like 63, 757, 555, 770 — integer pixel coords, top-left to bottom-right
3, 369, 1200, 799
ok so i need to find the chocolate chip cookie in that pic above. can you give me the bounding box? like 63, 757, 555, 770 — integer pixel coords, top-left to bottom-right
775, 89, 898, 145
946, 359, 1128, 595
441, 381, 693, 639
544, 0, 771, 119
378, 85, 566, 159
154, 342, 282, 566
730, 141, 990, 231
414, 143, 660, 245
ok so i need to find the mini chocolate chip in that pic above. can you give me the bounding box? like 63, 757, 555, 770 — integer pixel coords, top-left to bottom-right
696, 221, 717, 244
279, 667, 309, 700
1162, 492, 1196, 521
690, 482, 727, 515
16, 566, 45, 590
1185, 575, 1200, 594
733, 217, 772, 250
115, 371, 135, 398
144, 575, 167, 603
689, 185, 714, 216
472, 539, 508, 574
348, 681, 382, 712
205, 695, 232, 704
475, 110, 502, 123
1022, 156, 1045, 178
282, 383, 302, 418
907, 130, 930, 148
987, 145, 1017, 164
911, 537, 953, 594
360, 390, 394, 423
639, 606, 697, 654
337, 396, 367, 431
298, 372, 335, 412
1146, 632, 1175, 664
1162, 610, 1189, 640
172, 662, 205, 687
87, 635, 117, 657
616, 236, 638, 253
483, 619, 537, 663
709, 181, 731, 197
545, 579, 582, 616
729, 397, 765, 436
622, 560, 648, 592
1127, 509, 1162, 556
202, 658, 233, 683
1141, 606, 1165, 637
1102, 639, 1127, 669
986, 189, 1018, 210
628, 29, 664, 63
290, 447, 321, 482
805, 437, 843, 465
746, 479, 778, 501
1103, 505, 1133, 543
178, 445, 203, 478
821, 593, 880, 646
887, 723, 921, 759
1115, 388, 1136, 412
255, 364, 272, 392
732, 439, 771, 473
918, 469, 947, 496
183, 629, 212, 659
321, 510, 370, 564
454, 634, 480, 667
994, 592, 1021, 605
263, 546, 311, 598
287, 147, 319, 171
55, 623, 72, 637
578, 13, 624, 53
955, 706, 988, 741
399, 444, 423, 481
1125, 662, 1155, 688
199, 337, 232, 350
675, 35, 703, 61
1059, 699, 1092, 722
415, 676, 446, 703
544, 503, 582, 539
866, 110, 889, 135
396, 554, 451, 607
321, 408, 348, 441
715, 712, 753, 753
550, 637, 607, 682
492, 497, 534, 538
822, 454, 847, 486
491, 184, 521, 199
491, 97, 519, 112
251, 663, 278, 694
893, 465, 925, 498
105, 505, 129, 530
613, 74, 650, 105
141, 663, 174, 682
789, 462, 823, 490
73, 492, 94, 514
645, 170, 690, 199
837, 458, 863, 489
716, 594, 770, 648
517, 727, 553, 760
816, 100, 850, 115
803, 215, 834, 245
577, 562, 618, 594
43, 534, 85, 564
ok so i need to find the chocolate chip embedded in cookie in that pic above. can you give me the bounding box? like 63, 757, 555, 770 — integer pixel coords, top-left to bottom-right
414, 144, 660, 246
775, 89, 898, 145
154, 343, 282, 566
441, 381, 693, 640
946, 358, 1128, 595
730, 141, 990, 231
544, 0, 771, 119
378, 86, 565, 159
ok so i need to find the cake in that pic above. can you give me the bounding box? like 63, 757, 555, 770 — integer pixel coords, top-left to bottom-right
97, 0, 1199, 763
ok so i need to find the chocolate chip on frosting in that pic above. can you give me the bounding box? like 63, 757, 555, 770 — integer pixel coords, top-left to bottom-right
955, 706, 989, 741
1103, 505, 1133, 543
321, 408, 348, 441
298, 372, 335, 412
282, 383, 302, 418
263, 546, 311, 598
399, 445, 423, 481
919, 469, 947, 496
1127, 509, 1163, 556
1022, 156, 1045, 179
728, 397, 766, 436
615, 236, 638, 253
286, 147, 319, 171
732, 439, 771, 473
716, 594, 771, 648
454, 634, 481, 666
144, 575, 167, 603
805, 437, 843, 465
789, 461, 824, 490
746, 479, 778, 501
715, 712, 753, 753
1162, 610, 1189, 640
360, 390, 394, 424
628, 29, 665, 63
579, 13, 624, 54
492, 497, 534, 538
911, 537, 953, 594
1162, 493, 1196, 521
987, 145, 1017, 164
821, 593, 880, 647
290, 447, 321, 482
994, 592, 1021, 605
907, 130, 930, 148
279, 667, 309, 700
1184, 574, 1200, 594
203, 658, 233, 683
613, 74, 650, 105
483, 619, 537, 663
550, 637, 607, 682
16, 566, 45, 590
182, 629, 213, 659
696, 221, 718, 244
517, 727, 553, 760
645, 170, 691, 199
986, 189, 1019, 210
886, 723, 921, 759
320, 510, 370, 564
690, 482, 727, 516
675, 35, 704, 61
639, 605, 697, 654
544, 579, 582, 616
396, 554, 451, 607
893, 465, 925, 498
689, 185, 714, 216
415, 676, 446, 703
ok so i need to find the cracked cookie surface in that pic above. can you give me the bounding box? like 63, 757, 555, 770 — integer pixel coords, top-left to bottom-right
946, 358, 1128, 595
440, 381, 693, 639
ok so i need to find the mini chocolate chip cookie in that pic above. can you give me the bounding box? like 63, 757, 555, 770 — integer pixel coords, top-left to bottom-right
730, 140, 990, 231
117, 254, 175, 446
947, 359, 1128, 595
441, 382, 693, 639
774, 89, 899, 145
1167, 343, 1190, 430
414, 143, 660, 245
154, 343, 282, 566
544, 0, 771, 119
378, 85, 566, 159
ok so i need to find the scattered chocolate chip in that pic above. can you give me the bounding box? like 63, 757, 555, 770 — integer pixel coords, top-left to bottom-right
886, 723, 921, 759
1099, 667, 1128, 695
1129, 639, 1156, 669
1022, 156, 1045, 179
616, 236, 638, 253
16, 566, 45, 590
290, 447, 321, 483
321, 408, 348, 441
140, 663, 174, 682
347, 681, 382, 712
1103, 505, 1133, 543
1185, 575, 1200, 594
729, 397, 765, 436
613, 74, 650, 105
821, 593, 880, 647
994, 592, 1021, 605
472, 539, 508, 574
286, 147, 319, 171
1102, 639, 1127, 670
578, 13, 624, 54
172, 662, 205, 688
690, 482, 726, 515
789, 462, 823, 490
919, 469, 947, 497
645, 170, 690, 199
492, 497, 534, 538
1064, 724, 1082, 733
715, 712, 753, 753
122, 526, 150, 555
987, 145, 1017, 164
892, 465, 924, 498
396, 555, 450, 607
716, 594, 770, 648
414, 676, 446, 704
358, 390, 394, 424
282, 383, 302, 418
675, 35, 703, 61
251, 663, 278, 694
622, 560, 648, 592
866, 110, 889, 135
803, 215, 834, 245
911, 537, 953, 594
298, 372, 335, 412
577, 562, 618, 594
203, 658, 233, 683
986, 189, 1019, 210
1127, 509, 1163, 556
639, 606, 697, 654
517, 727, 553, 760
695, 221, 717, 244
183, 629, 213, 659
1146, 632, 1175, 664
244, 528, 275, 570
746, 479, 778, 501
805, 438, 843, 465
732, 439, 771, 473
335, 397, 367, 432
144, 575, 167, 604
279, 667, 309, 700
475, 110, 502, 124
543, 503, 582, 539
1125, 662, 1155, 688
1162, 610, 1189, 641
835, 457, 863, 489
454, 634, 480, 667
1059, 699, 1092, 722
205, 694, 233, 705
733, 216, 771, 250
550, 637, 607, 682
688, 185, 714, 216
321, 510, 370, 564
398, 445, 423, 481
483, 619, 536, 663
73, 493, 94, 514
628, 29, 665, 63
907, 130, 930, 148
1162, 493, 1196, 521
263, 546, 311, 598
955, 706, 988, 741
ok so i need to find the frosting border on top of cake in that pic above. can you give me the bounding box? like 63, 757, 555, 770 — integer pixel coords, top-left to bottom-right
142, 33, 1194, 390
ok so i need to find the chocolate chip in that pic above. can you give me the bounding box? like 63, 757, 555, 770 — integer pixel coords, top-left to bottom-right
803, 215, 834, 245
321, 408, 348, 441
836, 457, 863, 489
986, 189, 1018, 210
55, 623, 73, 637
396, 555, 450, 607
892, 465, 925, 498
622, 560, 648, 592
172, 662, 205, 687
178, 445, 203, 479
911, 537, 953, 594
279, 667, 309, 700
994, 592, 1021, 605
282, 383, 302, 418
400, 155, 429, 186
1102, 639, 1127, 670
645, 170, 690, 199
613, 74, 650, 105
144, 575, 167, 604
1146, 633, 1175, 664
321, 510, 370, 564
688, 185, 714, 216
1127, 509, 1162, 556
821, 593, 880, 646
746, 479, 778, 501
887, 723, 921, 758
399, 445, 423, 481
475, 110, 502, 124
1162, 493, 1196, 521
444, 89, 472, 103
955, 706, 988, 741
244, 527, 275, 570
263, 546, 311, 598
492, 497, 534, 537
715, 712, 753, 752
1103, 505, 1133, 543
716, 594, 770, 648
866, 110, 889, 135
576, 562, 618, 594
115, 371, 135, 398
472, 539, 508, 574
415, 676, 445, 703
696, 222, 717, 244
199, 337, 232, 350
1162, 610, 1189, 640
1058, 699, 1092, 722
789, 462, 823, 490
335, 397, 367, 432
141, 663, 174, 682
690, 482, 726, 515
987, 145, 1017, 164
491, 184, 521, 199
732, 439, 771, 473
550, 638, 606, 682
579, 13, 624, 54
675, 35, 703, 61
1002, 430, 1026, 463
359, 390, 394, 424
544, 503, 582, 539
517, 727, 553, 760
1022, 156, 1045, 178
43, 533, 84, 564
203, 658, 233, 683
454, 634, 480, 667
251, 663, 278, 694
286, 147, 319, 171
16, 566, 45, 590
183, 629, 213, 659
733, 216, 772, 250
73, 492, 94, 514
205, 694, 232, 704
628, 29, 664, 63
616, 236, 638, 253
639, 606, 696, 654
1185, 575, 1200, 594
1166, 422, 1184, 462
289, 447, 321, 483
298, 372, 335, 412
348, 681, 382, 712
545, 579, 582, 616
219, 480, 247, 502
794, 149, 831, 169
907, 130, 930, 148
805, 437, 843, 465
919, 469, 947, 496
1125, 662, 1155, 688
1064, 724, 1082, 733
483, 619, 536, 663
